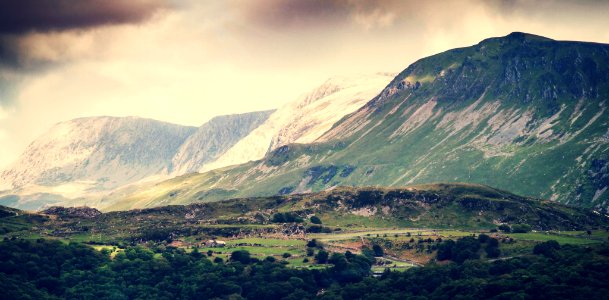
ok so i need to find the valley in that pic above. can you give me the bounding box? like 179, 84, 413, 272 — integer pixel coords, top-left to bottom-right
1, 32, 609, 300
2, 184, 608, 272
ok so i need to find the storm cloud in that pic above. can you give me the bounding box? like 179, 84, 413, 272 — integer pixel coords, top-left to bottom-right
0, 0, 169, 34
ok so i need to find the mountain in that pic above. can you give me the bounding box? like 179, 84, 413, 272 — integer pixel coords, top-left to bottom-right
202, 74, 393, 172
1, 116, 196, 191
170, 110, 274, 175
107, 32, 609, 212
0, 112, 274, 210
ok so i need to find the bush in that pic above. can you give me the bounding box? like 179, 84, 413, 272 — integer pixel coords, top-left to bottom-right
307, 239, 318, 247
498, 224, 511, 233
271, 212, 303, 223
533, 240, 561, 257
306, 225, 332, 233
310, 216, 322, 224
436, 237, 481, 263
511, 224, 532, 233
282, 253, 292, 258
230, 250, 251, 264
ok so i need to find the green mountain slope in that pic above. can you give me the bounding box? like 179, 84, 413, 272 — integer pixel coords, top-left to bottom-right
107, 32, 609, 212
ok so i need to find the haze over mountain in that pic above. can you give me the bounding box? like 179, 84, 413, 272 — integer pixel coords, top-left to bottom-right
1, 116, 196, 191
170, 111, 274, 175
203, 74, 393, 172
0, 112, 274, 210
107, 33, 609, 213
0, 74, 393, 210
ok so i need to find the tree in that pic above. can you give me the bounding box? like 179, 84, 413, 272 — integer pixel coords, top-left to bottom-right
315, 250, 329, 264
478, 234, 490, 243
310, 215, 322, 224
361, 246, 375, 259
230, 250, 251, 264
282, 253, 292, 258
306, 239, 318, 248
372, 244, 384, 257
486, 246, 501, 258
533, 240, 560, 257
437, 240, 455, 261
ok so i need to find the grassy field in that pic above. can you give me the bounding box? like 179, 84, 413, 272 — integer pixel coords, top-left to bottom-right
509, 232, 605, 245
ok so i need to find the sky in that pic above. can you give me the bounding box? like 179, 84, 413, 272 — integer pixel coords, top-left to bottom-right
1, 0, 609, 169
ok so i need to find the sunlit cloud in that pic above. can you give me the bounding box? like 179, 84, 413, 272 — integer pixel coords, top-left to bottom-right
1, 0, 609, 169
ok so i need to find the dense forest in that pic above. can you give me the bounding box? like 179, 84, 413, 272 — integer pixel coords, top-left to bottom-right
1, 237, 608, 299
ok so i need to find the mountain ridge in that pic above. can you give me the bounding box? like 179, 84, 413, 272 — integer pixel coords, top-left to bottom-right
106, 32, 609, 212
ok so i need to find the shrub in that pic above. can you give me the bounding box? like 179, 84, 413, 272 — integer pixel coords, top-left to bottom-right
498, 224, 511, 233
310, 216, 322, 224
271, 212, 303, 223
511, 224, 532, 233
533, 240, 561, 257
230, 250, 251, 264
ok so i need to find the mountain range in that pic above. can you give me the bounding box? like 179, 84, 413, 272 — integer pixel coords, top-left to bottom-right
2, 32, 609, 213
0, 74, 392, 210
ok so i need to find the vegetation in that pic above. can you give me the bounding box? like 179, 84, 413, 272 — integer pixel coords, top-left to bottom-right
1, 238, 608, 299
310, 215, 322, 224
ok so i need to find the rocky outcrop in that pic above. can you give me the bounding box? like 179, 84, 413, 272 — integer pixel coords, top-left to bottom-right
42, 206, 102, 218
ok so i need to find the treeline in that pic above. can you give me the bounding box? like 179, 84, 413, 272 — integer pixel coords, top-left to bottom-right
1, 238, 608, 299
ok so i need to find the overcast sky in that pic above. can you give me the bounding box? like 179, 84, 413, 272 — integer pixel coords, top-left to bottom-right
1, 0, 609, 169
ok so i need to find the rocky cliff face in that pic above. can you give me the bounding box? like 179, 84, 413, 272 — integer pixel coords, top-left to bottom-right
170, 110, 274, 175
109, 33, 609, 212
202, 74, 393, 171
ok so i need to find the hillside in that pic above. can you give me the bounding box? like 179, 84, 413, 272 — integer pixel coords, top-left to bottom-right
111, 32, 609, 212
202, 74, 393, 172
3, 184, 608, 244
0, 117, 196, 209
170, 110, 274, 175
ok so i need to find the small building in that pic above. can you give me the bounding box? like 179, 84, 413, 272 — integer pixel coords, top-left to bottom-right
204, 239, 226, 247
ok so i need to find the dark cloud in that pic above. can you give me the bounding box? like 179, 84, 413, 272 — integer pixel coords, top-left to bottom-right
0, 0, 171, 105
0, 0, 169, 34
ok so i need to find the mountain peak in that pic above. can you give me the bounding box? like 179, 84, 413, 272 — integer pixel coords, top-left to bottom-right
479, 32, 554, 46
